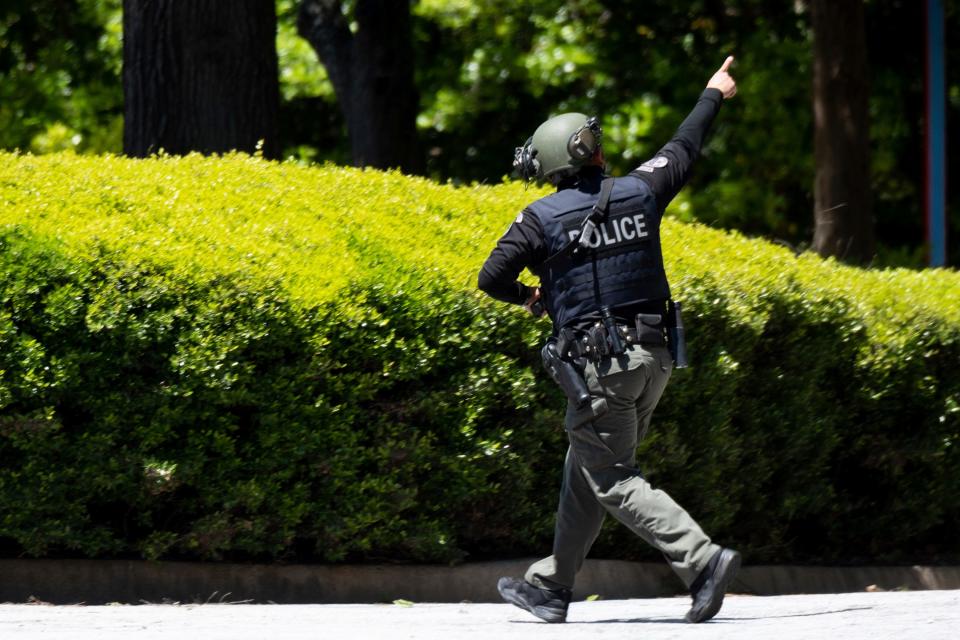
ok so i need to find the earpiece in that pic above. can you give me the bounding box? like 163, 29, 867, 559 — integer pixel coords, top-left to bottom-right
567, 116, 601, 162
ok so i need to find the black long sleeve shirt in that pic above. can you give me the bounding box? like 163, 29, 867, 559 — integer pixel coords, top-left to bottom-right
478, 88, 724, 314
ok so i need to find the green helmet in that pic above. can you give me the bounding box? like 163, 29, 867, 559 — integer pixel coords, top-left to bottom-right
513, 113, 602, 184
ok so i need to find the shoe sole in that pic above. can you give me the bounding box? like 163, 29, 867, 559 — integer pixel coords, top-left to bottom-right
686, 549, 741, 623
497, 583, 567, 623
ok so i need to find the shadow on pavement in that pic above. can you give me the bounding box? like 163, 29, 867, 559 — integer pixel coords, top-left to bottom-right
731, 606, 874, 621
509, 606, 874, 625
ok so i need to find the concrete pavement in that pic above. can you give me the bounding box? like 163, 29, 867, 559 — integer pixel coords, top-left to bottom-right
2, 589, 958, 639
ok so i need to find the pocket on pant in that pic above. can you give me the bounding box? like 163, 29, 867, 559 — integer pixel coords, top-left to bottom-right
566, 395, 608, 431
568, 420, 618, 470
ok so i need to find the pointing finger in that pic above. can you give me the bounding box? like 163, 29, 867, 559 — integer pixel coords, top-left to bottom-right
719, 55, 734, 73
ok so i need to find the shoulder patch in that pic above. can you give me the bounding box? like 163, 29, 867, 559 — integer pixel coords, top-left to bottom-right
636, 155, 669, 172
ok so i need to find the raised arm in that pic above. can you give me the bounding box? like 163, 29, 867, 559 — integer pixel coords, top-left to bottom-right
631, 56, 738, 212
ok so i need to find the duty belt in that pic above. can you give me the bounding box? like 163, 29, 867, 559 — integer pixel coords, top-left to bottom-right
559, 313, 666, 362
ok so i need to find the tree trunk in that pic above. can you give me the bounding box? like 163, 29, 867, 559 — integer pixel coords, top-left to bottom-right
810, 0, 875, 263
298, 0, 421, 173
123, 0, 280, 159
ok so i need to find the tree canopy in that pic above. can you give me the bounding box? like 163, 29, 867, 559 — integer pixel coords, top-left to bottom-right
0, 0, 957, 266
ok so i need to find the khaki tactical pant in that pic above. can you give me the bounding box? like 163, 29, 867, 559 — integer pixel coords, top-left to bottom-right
526, 343, 719, 591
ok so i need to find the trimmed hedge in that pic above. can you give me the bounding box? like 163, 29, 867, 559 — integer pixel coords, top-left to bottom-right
1, 151, 958, 565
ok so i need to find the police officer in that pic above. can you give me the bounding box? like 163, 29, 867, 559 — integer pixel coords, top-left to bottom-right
478, 57, 740, 624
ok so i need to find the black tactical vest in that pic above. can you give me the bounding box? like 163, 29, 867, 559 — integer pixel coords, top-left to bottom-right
529, 173, 671, 330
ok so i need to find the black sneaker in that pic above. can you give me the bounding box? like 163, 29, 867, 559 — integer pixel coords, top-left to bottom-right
686, 548, 741, 623
497, 576, 571, 623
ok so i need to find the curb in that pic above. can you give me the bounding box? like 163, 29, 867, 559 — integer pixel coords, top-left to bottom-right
2, 558, 959, 605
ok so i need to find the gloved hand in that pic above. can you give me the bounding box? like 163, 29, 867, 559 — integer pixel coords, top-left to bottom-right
524, 286, 546, 317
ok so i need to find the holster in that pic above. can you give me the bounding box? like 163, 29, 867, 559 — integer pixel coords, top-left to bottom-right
541, 337, 591, 409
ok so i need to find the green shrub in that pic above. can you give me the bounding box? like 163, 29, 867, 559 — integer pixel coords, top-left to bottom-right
0, 151, 958, 564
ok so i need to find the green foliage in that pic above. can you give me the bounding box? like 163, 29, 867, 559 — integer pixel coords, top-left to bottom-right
3, 1, 959, 262
276, 0, 334, 102
1, 152, 958, 565
0, 0, 124, 154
